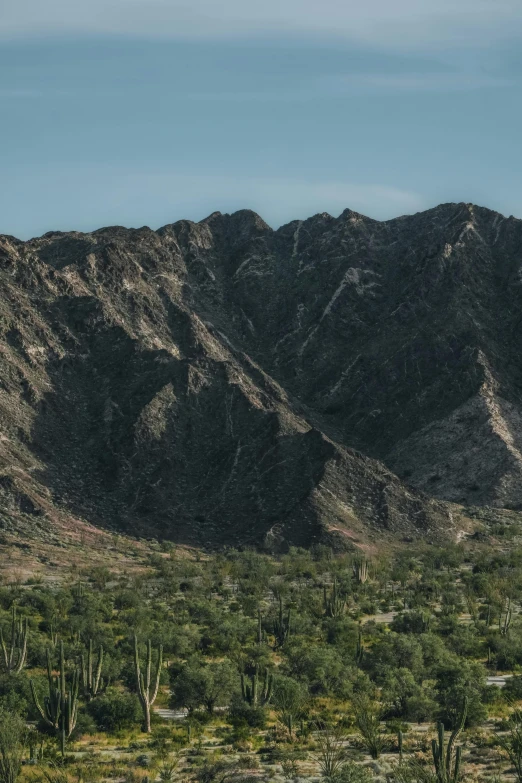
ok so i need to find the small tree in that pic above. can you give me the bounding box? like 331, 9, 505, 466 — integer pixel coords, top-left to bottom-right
171, 659, 236, 715
87, 688, 142, 732
272, 676, 307, 738
315, 722, 347, 780
0, 711, 26, 783
352, 695, 385, 759
134, 636, 162, 733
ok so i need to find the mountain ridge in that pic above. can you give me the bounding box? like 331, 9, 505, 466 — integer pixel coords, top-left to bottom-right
1, 201, 521, 548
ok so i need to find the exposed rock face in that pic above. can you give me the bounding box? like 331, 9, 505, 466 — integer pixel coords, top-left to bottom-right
1, 201, 520, 547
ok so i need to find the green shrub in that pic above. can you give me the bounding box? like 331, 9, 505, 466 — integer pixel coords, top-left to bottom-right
87, 688, 142, 732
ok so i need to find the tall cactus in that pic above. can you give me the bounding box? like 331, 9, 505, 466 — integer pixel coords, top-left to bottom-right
355, 625, 363, 666
30, 641, 79, 756
257, 609, 264, 645
500, 597, 512, 637
241, 666, 273, 707
273, 597, 291, 650
133, 636, 162, 733
431, 697, 468, 783
80, 639, 105, 701
73, 580, 85, 600
323, 579, 346, 618
353, 560, 369, 584
0, 606, 28, 675
48, 618, 59, 648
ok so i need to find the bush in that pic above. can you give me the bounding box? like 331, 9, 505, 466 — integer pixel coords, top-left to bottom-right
71, 711, 98, 739
0, 675, 31, 718
228, 695, 267, 729
333, 762, 373, 783
0, 711, 26, 783
87, 688, 142, 732
504, 676, 522, 700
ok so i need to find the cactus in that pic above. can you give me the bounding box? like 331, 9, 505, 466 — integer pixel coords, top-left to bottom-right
73, 580, 85, 600
398, 729, 403, 763
355, 625, 363, 666
30, 641, 79, 756
273, 597, 291, 649
431, 697, 467, 783
241, 666, 273, 707
0, 606, 28, 675
257, 609, 264, 645
323, 579, 346, 618
80, 639, 105, 701
49, 618, 59, 647
134, 636, 162, 733
500, 597, 512, 637
353, 560, 369, 584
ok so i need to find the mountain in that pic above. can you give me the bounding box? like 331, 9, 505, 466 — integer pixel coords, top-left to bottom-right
1, 201, 520, 549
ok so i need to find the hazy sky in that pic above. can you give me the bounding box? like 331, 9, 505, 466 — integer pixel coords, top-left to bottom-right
1, 0, 522, 238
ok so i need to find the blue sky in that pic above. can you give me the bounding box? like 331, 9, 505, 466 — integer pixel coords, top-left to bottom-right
1, 0, 521, 238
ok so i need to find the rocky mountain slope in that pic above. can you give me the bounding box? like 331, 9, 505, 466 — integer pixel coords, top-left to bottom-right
0, 201, 520, 548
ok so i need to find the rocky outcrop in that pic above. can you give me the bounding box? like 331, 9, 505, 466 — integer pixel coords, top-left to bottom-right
1, 201, 520, 547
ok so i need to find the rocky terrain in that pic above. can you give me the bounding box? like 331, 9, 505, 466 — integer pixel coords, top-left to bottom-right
0, 201, 520, 548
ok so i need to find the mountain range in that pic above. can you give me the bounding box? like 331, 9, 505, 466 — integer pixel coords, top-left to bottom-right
1, 201, 521, 549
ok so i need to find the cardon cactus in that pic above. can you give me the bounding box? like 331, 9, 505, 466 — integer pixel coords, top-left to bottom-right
323, 579, 346, 618
30, 641, 79, 755
0, 606, 28, 675
273, 597, 291, 649
241, 666, 273, 707
353, 559, 369, 584
80, 639, 105, 701
134, 636, 162, 733
431, 697, 468, 783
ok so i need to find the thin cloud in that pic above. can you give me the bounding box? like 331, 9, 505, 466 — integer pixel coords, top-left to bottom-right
186, 70, 512, 102
1, 0, 522, 49
332, 72, 514, 93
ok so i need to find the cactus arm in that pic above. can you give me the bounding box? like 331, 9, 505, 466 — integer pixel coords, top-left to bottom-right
133, 635, 142, 696
446, 697, 467, 774
94, 645, 103, 694
80, 654, 86, 690
146, 640, 152, 693
59, 641, 65, 698
30, 679, 51, 726
46, 649, 53, 682
453, 745, 462, 782
266, 673, 273, 705
87, 639, 93, 689
257, 609, 263, 644
252, 670, 258, 707
15, 618, 28, 674
8, 609, 15, 670
0, 629, 8, 671
151, 645, 163, 705
138, 671, 146, 702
